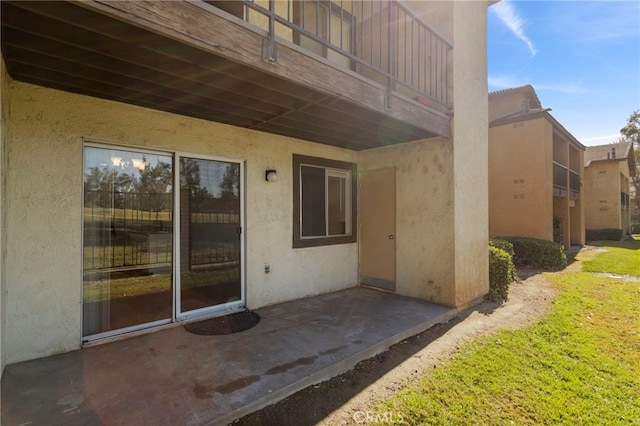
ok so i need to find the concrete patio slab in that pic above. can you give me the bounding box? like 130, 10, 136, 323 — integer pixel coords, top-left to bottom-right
1, 287, 456, 426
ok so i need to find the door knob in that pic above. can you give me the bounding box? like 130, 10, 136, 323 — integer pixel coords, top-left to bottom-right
389, 235, 394, 239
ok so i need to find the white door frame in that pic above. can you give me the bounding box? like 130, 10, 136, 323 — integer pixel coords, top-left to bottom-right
174, 152, 246, 321
81, 141, 246, 343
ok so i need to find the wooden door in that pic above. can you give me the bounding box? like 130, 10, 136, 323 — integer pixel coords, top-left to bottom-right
359, 168, 396, 290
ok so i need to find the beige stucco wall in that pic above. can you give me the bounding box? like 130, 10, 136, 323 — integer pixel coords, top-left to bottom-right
2, 1, 492, 365
584, 160, 627, 231
569, 147, 585, 246
450, 1, 489, 308
358, 137, 456, 305
4, 80, 359, 364
489, 118, 553, 241
0, 56, 8, 375
488, 91, 529, 123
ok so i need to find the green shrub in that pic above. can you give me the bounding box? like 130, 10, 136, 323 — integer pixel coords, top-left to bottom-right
489, 238, 514, 258
488, 245, 514, 302
585, 228, 623, 242
497, 236, 567, 270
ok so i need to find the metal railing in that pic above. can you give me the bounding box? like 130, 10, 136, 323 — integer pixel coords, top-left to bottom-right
209, 0, 452, 107
621, 192, 630, 208
569, 170, 580, 199
553, 162, 568, 196
83, 190, 240, 273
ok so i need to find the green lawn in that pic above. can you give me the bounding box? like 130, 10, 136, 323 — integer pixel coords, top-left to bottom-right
83, 268, 238, 303
581, 239, 640, 276
375, 244, 640, 425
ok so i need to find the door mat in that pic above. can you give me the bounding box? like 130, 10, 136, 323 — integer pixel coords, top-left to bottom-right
184, 311, 260, 335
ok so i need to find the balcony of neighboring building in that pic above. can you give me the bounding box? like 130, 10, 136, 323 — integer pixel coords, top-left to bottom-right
0, 0, 453, 151
553, 129, 582, 200
553, 162, 581, 200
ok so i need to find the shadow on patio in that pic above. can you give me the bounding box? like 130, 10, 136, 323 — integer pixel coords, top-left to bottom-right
1, 287, 456, 426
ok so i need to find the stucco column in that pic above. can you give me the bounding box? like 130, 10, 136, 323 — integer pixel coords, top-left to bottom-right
451, 1, 490, 308
0, 56, 8, 375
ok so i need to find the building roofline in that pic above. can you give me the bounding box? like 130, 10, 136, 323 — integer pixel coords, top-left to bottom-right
584, 141, 636, 176
488, 84, 542, 109
489, 109, 585, 151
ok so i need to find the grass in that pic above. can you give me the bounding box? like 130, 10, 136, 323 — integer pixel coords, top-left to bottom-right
374, 244, 640, 425
581, 239, 640, 276
83, 268, 239, 303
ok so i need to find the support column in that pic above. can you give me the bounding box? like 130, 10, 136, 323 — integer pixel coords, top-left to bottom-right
451, 1, 490, 308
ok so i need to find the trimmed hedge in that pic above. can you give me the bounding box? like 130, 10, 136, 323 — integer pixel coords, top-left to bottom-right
497, 236, 567, 270
488, 245, 515, 303
489, 238, 514, 258
585, 228, 623, 242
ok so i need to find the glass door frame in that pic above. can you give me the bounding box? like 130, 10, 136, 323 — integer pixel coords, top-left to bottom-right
174, 151, 246, 321
81, 141, 246, 343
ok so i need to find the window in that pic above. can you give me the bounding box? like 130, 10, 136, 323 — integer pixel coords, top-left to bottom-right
293, 154, 357, 248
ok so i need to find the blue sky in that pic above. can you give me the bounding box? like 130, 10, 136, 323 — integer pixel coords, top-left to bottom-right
488, 0, 640, 146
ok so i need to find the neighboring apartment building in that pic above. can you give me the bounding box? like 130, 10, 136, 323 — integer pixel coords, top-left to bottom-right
488, 85, 586, 249
583, 142, 636, 236
0, 1, 492, 372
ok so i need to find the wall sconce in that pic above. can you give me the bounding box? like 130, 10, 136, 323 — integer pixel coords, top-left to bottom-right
265, 169, 278, 182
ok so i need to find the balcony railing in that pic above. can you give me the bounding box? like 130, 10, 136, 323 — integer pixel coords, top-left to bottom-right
569, 170, 580, 200
209, 0, 452, 108
621, 192, 630, 208
554, 163, 581, 200
553, 162, 568, 197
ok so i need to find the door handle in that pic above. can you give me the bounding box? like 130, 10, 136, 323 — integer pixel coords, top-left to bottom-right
388, 235, 394, 239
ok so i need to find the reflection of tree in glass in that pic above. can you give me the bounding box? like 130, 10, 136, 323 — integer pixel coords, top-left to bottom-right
181, 158, 215, 213
84, 166, 136, 209
219, 165, 239, 214
84, 161, 172, 214
137, 161, 172, 213
180, 158, 201, 188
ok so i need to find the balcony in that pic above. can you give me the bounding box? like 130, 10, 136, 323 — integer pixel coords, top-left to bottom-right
621, 192, 630, 208
0, 0, 453, 151
553, 163, 581, 200
553, 162, 568, 197
569, 170, 580, 200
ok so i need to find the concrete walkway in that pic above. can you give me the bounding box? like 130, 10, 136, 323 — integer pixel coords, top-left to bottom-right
1, 287, 455, 426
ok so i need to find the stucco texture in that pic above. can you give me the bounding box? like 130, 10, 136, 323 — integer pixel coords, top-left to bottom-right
4, 80, 358, 364
584, 161, 628, 231
489, 118, 553, 241
450, 0, 490, 308
1, 56, 8, 374
358, 138, 456, 306
2, 2, 493, 365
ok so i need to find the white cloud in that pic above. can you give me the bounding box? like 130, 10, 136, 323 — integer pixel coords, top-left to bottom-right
545, 1, 640, 44
490, 0, 537, 56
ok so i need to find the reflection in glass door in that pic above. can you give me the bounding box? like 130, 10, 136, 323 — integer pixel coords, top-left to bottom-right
83, 146, 174, 339
178, 157, 242, 317
83, 146, 244, 340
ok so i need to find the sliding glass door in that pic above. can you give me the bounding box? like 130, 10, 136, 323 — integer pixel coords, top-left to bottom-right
82, 145, 243, 341
178, 157, 242, 318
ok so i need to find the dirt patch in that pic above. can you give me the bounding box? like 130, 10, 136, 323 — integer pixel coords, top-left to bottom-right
232, 272, 558, 426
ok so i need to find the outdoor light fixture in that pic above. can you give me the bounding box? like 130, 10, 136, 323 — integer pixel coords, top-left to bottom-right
265, 169, 278, 182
